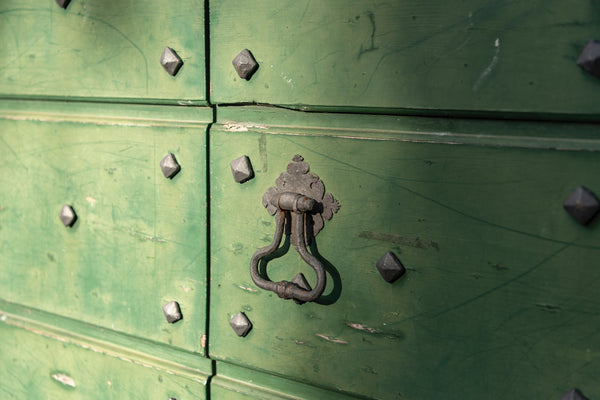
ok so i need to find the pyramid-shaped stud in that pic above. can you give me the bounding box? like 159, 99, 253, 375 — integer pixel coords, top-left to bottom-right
59, 205, 77, 227
563, 186, 600, 225
160, 153, 181, 179
559, 388, 589, 400
55, 0, 71, 9
376, 251, 406, 283
232, 49, 259, 80
162, 301, 183, 324
229, 312, 252, 337
230, 155, 254, 183
291, 273, 312, 305
160, 47, 184, 76
578, 39, 600, 78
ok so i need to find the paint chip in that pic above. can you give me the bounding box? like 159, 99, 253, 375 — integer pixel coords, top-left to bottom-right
52, 373, 76, 387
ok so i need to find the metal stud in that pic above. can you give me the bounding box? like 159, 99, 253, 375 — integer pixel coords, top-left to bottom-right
59, 205, 77, 227
160, 153, 181, 179
160, 47, 184, 76
376, 251, 406, 283
230, 155, 254, 183
162, 301, 183, 324
577, 39, 600, 78
55, 0, 71, 9
232, 49, 259, 80
559, 389, 589, 400
563, 186, 600, 225
229, 312, 252, 337
291, 273, 312, 305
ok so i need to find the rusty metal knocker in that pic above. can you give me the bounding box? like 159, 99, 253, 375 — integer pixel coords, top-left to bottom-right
250, 156, 340, 303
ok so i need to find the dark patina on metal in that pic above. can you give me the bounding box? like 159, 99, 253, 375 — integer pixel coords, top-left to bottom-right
230, 155, 254, 183
250, 155, 339, 304
160, 153, 181, 179
230, 312, 252, 337
376, 251, 405, 283
59, 205, 77, 227
577, 39, 600, 78
160, 47, 184, 77
563, 186, 600, 225
55, 0, 71, 9
162, 301, 183, 324
232, 49, 259, 80
559, 388, 589, 400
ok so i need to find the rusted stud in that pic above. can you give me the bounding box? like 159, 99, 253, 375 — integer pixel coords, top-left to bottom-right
59, 205, 77, 227
577, 39, 600, 78
229, 312, 252, 337
160, 47, 184, 76
162, 301, 183, 324
160, 153, 181, 179
230, 155, 254, 183
55, 0, 71, 9
559, 388, 589, 400
563, 186, 600, 225
291, 273, 312, 305
376, 251, 406, 283
232, 49, 259, 80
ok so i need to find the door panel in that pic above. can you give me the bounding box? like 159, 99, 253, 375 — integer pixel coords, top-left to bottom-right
0, 103, 211, 354
209, 108, 600, 399
210, 0, 600, 117
0, 0, 206, 104
0, 321, 209, 399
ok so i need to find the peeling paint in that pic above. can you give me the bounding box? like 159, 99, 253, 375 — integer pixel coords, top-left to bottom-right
315, 333, 348, 344
52, 373, 76, 388
237, 284, 259, 293
346, 322, 381, 334
201, 334, 207, 348
224, 123, 268, 132
86, 196, 97, 206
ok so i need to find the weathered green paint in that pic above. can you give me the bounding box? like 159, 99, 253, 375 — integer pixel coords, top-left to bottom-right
0, 318, 209, 399
0, 102, 211, 353
209, 107, 600, 399
212, 363, 360, 400
211, 0, 600, 117
0, 0, 206, 104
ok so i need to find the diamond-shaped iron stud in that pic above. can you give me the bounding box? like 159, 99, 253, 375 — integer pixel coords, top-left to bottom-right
160, 153, 181, 179
230, 155, 254, 183
59, 205, 77, 227
376, 251, 406, 283
232, 49, 259, 80
162, 301, 183, 324
559, 388, 589, 400
291, 273, 312, 305
229, 312, 252, 337
160, 47, 183, 76
55, 0, 71, 8
577, 39, 600, 79
563, 186, 600, 225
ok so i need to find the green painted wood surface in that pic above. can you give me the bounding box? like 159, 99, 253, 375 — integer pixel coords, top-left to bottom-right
0, 320, 208, 399
212, 363, 360, 400
0, 1, 206, 104
0, 102, 211, 354
211, 0, 600, 117
209, 108, 600, 400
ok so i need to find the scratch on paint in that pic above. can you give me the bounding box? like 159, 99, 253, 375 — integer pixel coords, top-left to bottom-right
315, 333, 348, 344
473, 38, 500, 91
52, 373, 76, 388
237, 284, 259, 293
129, 229, 166, 243
346, 322, 381, 334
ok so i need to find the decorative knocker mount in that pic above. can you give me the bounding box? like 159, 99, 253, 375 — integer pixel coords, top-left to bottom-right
250, 155, 340, 303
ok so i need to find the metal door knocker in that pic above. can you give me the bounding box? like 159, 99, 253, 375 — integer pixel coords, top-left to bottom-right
250, 155, 340, 303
